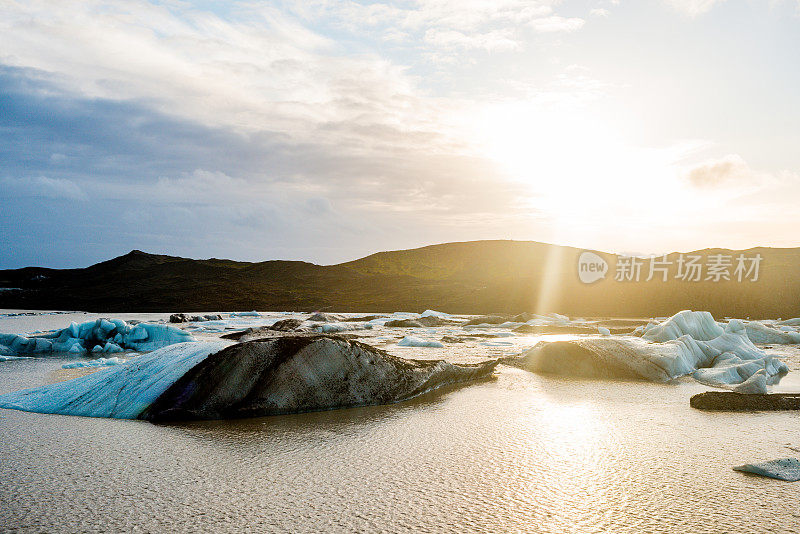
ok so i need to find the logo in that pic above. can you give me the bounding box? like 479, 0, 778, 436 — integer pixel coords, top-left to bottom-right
578, 251, 608, 284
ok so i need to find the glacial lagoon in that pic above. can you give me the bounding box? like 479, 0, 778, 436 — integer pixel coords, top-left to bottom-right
2, 310, 800, 532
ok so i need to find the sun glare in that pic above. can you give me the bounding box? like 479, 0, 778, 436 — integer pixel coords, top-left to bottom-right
472, 100, 730, 251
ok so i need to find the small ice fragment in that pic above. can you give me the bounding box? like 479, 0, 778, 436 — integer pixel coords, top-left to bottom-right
733, 458, 800, 481
397, 336, 444, 348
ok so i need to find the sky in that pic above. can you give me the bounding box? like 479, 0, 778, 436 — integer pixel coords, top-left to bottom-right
2, 0, 800, 268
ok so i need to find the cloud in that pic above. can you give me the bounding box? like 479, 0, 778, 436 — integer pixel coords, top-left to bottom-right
684, 154, 754, 187
283, 0, 584, 57
528, 15, 586, 32
0, 65, 539, 268
423, 28, 520, 51
1, 176, 88, 201
589, 9, 610, 17
665, 0, 727, 16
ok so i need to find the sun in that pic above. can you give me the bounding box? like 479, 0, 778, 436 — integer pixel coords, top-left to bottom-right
470, 99, 713, 249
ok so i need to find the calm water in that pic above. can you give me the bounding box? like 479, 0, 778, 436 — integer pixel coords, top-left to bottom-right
1, 311, 800, 533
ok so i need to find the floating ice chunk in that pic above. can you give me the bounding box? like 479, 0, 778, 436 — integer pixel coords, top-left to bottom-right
0, 341, 229, 418
778, 318, 800, 326
642, 310, 724, 342
733, 458, 800, 481
62, 357, 127, 369
420, 310, 452, 319
0, 334, 53, 355
122, 323, 194, 352
307, 312, 340, 322
481, 341, 514, 346
230, 311, 262, 317
0, 338, 497, 421
313, 322, 373, 333
744, 321, 800, 344
0, 355, 33, 362
68, 343, 86, 354
508, 314, 788, 393
397, 336, 444, 348
0, 319, 194, 356
598, 327, 611, 336
730, 369, 768, 394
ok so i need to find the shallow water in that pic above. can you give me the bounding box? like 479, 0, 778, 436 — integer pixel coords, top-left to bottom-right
2, 311, 800, 533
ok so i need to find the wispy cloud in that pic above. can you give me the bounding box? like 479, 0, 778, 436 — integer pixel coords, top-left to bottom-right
528, 15, 585, 32
1, 176, 88, 201
684, 154, 755, 187
666, 0, 727, 17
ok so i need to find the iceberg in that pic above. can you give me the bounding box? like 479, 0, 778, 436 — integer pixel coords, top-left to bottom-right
0, 319, 194, 356
733, 458, 800, 481
641, 310, 724, 342
463, 315, 510, 327
397, 336, 444, 348
142, 337, 496, 422
312, 322, 373, 333
505, 313, 788, 394
420, 310, 452, 319
0, 337, 497, 421
229, 311, 262, 317
307, 312, 340, 322
62, 356, 127, 369
743, 321, 800, 344
0, 342, 228, 418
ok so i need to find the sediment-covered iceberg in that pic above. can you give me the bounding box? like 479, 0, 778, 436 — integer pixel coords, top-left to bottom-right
0, 336, 497, 421
506, 311, 788, 394
312, 322, 372, 333
733, 458, 800, 481
0, 319, 194, 356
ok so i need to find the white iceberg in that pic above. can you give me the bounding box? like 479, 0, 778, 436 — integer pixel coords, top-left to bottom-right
420, 310, 452, 319
743, 321, 800, 344
641, 310, 724, 342
0, 341, 228, 418
397, 336, 444, 348
229, 311, 262, 317
509, 312, 788, 394
62, 357, 127, 369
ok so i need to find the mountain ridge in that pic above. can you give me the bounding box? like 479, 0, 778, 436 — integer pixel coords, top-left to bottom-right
1, 240, 798, 318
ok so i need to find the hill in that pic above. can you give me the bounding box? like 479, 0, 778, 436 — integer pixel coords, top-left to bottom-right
0, 240, 798, 318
